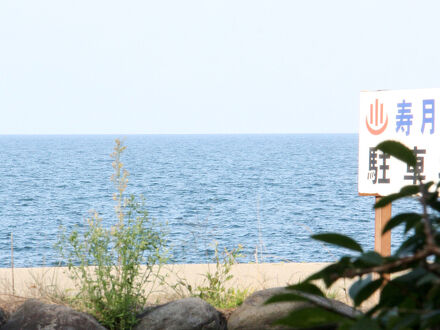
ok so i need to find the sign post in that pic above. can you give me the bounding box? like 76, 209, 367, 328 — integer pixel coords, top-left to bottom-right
359, 88, 440, 259
374, 197, 391, 257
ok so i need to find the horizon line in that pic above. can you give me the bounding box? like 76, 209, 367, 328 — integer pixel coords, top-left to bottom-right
0, 132, 358, 136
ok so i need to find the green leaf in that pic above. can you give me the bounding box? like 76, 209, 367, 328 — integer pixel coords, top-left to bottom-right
395, 235, 423, 256
393, 267, 426, 284
307, 257, 354, 287
429, 200, 440, 212
265, 293, 306, 304
349, 275, 383, 306
421, 311, 440, 329
391, 314, 419, 330
286, 282, 325, 297
350, 317, 381, 330
374, 185, 419, 209
312, 233, 363, 253
427, 283, 440, 302
357, 251, 383, 267
416, 273, 439, 287
382, 213, 422, 234
337, 320, 355, 330
400, 184, 421, 196
379, 280, 409, 307
275, 307, 342, 328
404, 219, 420, 234
376, 140, 416, 167
353, 279, 383, 306
349, 276, 370, 300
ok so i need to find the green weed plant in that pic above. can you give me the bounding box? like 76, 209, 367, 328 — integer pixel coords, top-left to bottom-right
57, 139, 167, 330
173, 242, 250, 309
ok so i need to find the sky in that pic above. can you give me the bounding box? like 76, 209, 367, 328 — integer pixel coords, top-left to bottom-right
1, 0, 440, 134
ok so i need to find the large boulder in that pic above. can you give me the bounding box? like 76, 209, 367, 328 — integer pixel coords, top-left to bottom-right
228, 287, 356, 330
134, 297, 226, 330
1, 299, 105, 330
0, 307, 7, 327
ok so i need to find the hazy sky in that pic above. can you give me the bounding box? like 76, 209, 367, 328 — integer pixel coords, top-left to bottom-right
1, 1, 440, 134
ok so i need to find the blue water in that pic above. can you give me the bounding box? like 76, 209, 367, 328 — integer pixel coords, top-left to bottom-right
0, 134, 414, 268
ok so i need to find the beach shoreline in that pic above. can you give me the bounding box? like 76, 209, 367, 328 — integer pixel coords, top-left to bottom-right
0, 262, 353, 307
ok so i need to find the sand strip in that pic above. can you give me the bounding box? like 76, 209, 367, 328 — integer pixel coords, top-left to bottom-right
0, 263, 353, 306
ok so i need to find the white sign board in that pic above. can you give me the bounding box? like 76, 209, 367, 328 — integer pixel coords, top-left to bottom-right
359, 88, 440, 196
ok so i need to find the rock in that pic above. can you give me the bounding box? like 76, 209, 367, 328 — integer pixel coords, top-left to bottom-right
228, 287, 355, 330
1, 299, 105, 330
0, 307, 7, 327
134, 297, 226, 330
227, 287, 308, 330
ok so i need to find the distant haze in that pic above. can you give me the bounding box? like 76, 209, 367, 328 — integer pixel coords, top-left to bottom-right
1, 0, 439, 134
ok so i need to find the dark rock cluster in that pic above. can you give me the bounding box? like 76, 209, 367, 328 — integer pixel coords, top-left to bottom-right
0, 288, 348, 329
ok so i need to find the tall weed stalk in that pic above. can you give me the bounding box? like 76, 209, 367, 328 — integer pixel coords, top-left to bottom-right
57, 139, 167, 330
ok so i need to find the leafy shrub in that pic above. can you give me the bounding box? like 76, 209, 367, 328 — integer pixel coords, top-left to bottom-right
268, 140, 440, 329
57, 139, 167, 330
172, 242, 250, 309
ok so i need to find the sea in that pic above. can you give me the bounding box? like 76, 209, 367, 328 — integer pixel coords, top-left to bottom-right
0, 134, 415, 268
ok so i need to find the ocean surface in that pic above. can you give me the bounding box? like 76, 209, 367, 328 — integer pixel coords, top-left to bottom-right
0, 134, 415, 268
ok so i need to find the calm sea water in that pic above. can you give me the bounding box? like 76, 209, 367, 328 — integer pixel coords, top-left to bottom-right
0, 134, 414, 268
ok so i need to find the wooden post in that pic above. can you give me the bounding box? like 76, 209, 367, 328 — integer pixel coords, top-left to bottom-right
374, 196, 392, 256
375, 196, 391, 282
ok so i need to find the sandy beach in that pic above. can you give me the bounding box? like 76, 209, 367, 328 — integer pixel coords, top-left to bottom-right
0, 263, 353, 306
